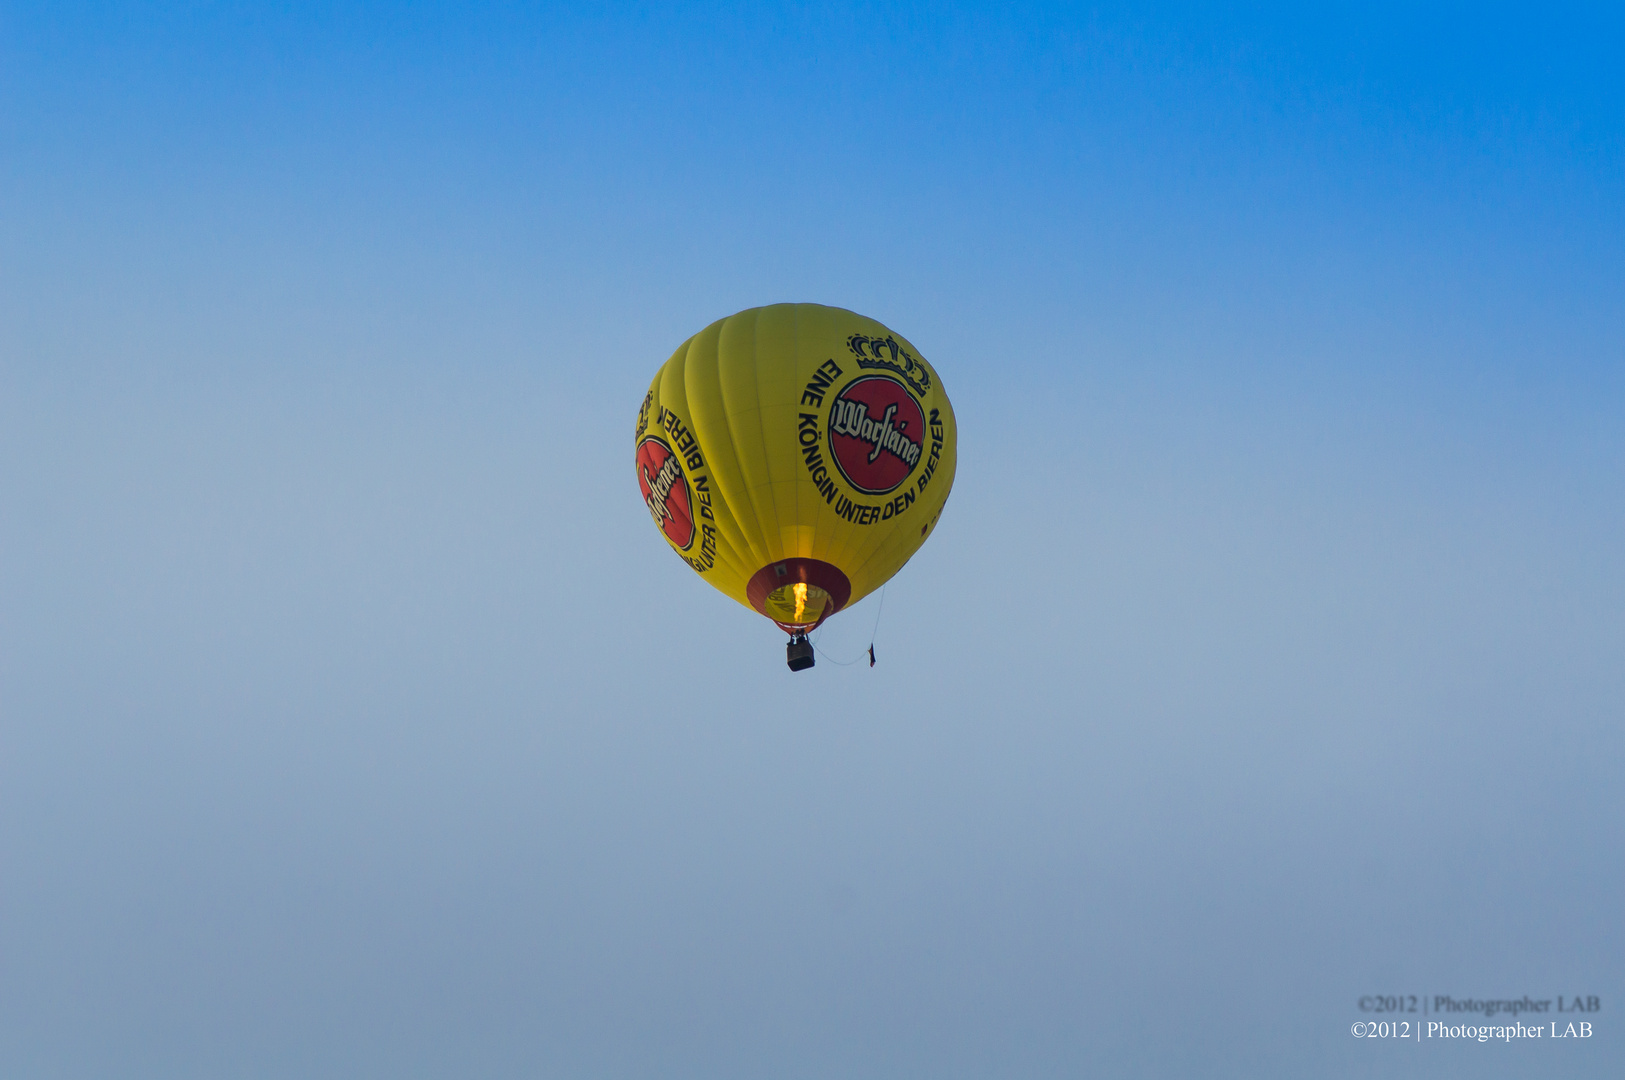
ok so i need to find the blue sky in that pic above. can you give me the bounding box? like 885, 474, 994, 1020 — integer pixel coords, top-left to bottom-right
2, 4, 1622, 1077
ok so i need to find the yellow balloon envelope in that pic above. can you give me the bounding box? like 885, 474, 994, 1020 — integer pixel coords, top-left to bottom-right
635, 304, 957, 658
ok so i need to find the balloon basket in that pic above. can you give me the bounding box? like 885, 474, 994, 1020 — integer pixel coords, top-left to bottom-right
786, 634, 815, 672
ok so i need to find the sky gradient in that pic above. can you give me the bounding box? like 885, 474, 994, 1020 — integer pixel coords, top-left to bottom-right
3, 3, 1622, 1077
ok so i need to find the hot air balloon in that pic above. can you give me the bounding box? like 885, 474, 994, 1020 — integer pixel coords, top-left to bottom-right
634, 303, 957, 670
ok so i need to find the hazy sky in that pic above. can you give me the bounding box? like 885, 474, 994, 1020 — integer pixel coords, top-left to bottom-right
3, 4, 1622, 1077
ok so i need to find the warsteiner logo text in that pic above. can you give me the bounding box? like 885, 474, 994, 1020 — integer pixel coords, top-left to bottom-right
637, 408, 719, 572
636, 436, 694, 551
636, 433, 717, 572
643, 454, 685, 534
798, 363, 945, 524
827, 375, 926, 497
831, 398, 922, 468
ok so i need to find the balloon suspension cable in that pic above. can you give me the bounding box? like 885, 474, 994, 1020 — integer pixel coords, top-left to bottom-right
812, 585, 887, 667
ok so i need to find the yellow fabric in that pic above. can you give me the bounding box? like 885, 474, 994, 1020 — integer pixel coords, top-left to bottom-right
635, 303, 958, 622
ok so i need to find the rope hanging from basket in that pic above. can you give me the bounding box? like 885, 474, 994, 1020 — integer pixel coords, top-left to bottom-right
811, 585, 887, 667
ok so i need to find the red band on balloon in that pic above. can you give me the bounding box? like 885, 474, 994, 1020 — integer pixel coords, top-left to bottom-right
746, 558, 852, 634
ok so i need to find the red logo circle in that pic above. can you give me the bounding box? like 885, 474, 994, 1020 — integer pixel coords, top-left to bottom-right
637, 436, 694, 549
827, 376, 926, 495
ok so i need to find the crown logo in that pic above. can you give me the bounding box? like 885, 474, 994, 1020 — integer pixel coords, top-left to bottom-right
846, 334, 932, 396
